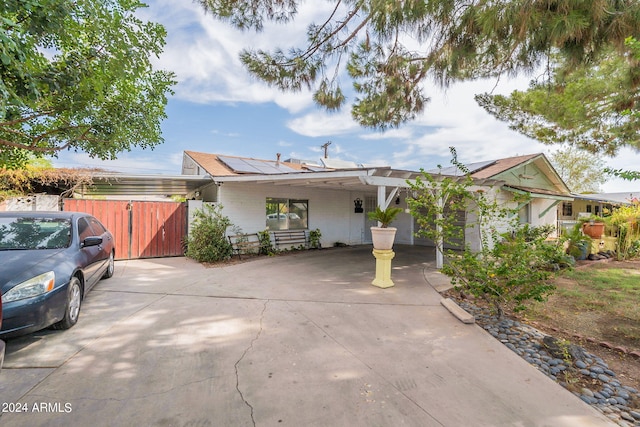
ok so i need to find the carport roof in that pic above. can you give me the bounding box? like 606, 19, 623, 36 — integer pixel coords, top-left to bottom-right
214, 167, 426, 192
80, 173, 213, 196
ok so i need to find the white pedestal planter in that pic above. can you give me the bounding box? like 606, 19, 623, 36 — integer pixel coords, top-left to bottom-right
370, 227, 397, 250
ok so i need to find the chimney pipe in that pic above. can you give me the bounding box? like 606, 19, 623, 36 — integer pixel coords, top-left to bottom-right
276, 153, 281, 165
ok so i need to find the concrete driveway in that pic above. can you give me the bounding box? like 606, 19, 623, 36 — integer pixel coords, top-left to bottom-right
0, 246, 613, 426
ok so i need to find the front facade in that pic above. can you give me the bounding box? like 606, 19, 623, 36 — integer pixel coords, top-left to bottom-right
182, 151, 572, 250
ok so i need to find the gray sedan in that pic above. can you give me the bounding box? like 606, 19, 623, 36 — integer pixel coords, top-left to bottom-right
0, 211, 115, 339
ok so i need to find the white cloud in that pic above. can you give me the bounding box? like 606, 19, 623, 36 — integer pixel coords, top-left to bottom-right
139, 0, 331, 112
359, 127, 415, 140
287, 110, 360, 137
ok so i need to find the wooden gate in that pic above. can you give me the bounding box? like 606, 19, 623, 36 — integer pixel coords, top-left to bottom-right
63, 199, 187, 260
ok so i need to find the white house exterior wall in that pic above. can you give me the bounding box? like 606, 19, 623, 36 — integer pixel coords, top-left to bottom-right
529, 198, 559, 237
217, 182, 376, 247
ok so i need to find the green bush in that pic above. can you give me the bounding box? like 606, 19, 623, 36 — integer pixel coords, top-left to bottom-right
409, 148, 561, 318
258, 229, 275, 255
443, 224, 560, 317
309, 228, 322, 249
185, 204, 233, 263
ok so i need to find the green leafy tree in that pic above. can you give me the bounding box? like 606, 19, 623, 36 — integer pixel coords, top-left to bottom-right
477, 36, 640, 155
549, 146, 607, 193
409, 150, 563, 318
198, 0, 640, 132
0, 0, 176, 168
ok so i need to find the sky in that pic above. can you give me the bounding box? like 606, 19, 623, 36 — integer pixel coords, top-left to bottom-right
51, 0, 640, 194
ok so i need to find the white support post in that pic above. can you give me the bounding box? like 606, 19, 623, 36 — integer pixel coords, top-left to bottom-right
377, 186, 386, 227
377, 185, 386, 209
436, 193, 444, 269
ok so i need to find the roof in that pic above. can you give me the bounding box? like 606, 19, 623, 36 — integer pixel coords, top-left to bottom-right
427, 154, 540, 178
572, 192, 640, 205
81, 173, 213, 197
184, 151, 325, 176
428, 153, 570, 195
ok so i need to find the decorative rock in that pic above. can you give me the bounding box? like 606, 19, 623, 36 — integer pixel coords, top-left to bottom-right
620, 412, 635, 422
456, 300, 640, 427
605, 368, 617, 377
617, 390, 631, 400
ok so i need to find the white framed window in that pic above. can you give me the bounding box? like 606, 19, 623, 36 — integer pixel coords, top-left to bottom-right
266, 198, 308, 230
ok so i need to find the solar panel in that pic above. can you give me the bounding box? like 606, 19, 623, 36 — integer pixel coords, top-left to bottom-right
428, 160, 496, 176
218, 155, 300, 174
218, 156, 259, 174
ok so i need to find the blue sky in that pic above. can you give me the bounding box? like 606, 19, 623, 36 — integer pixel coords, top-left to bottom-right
52, 1, 640, 193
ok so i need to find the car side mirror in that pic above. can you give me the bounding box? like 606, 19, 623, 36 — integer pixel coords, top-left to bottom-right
82, 236, 103, 248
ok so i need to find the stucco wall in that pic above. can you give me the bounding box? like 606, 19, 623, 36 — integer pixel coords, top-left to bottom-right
217, 182, 376, 247
1, 195, 60, 211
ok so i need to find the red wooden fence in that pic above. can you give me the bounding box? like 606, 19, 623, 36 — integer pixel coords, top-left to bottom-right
63, 199, 187, 260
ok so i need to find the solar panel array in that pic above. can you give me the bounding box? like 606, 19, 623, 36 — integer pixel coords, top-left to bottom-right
218, 156, 301, 174
428, 160, 496, 176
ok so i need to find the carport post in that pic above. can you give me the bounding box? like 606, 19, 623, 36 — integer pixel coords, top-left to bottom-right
436, 194, 444, 269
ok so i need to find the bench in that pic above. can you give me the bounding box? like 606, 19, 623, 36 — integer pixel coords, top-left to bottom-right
228, 233, 262, 259
272, 230, 309, 250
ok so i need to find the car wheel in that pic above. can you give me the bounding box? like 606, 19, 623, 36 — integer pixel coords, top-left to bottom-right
52, 277, 82, 330
102, 251, 115, 279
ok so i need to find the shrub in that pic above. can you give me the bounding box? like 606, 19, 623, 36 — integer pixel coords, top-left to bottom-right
443, 224, 560, 318
608, 201, 640, 260
258, 229, 275, 255
185, 204, 233, 262
309, 228, 322, 249
409, 148, 561, 318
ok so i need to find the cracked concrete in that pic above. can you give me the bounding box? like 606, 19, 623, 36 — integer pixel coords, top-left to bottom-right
0, 246, 615, 426
235, 300, 268, 426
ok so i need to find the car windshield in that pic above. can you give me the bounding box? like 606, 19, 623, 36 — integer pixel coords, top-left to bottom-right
0, 217, 72, 250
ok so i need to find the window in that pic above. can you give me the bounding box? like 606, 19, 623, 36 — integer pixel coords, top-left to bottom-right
595, 205, 600, 216
78, 218, 95, 241
586, 204, 592, 213
562, 202, 573, 217
266, 198, 308, 230
518, 204, 530, 224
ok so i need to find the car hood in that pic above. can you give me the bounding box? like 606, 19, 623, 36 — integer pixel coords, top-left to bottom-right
0, 249, 67, 294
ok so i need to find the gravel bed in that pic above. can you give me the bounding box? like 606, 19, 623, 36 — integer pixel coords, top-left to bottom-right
458, 301, 640, 427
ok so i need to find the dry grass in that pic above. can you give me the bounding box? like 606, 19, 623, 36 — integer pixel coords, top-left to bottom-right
519, 259, 640, 391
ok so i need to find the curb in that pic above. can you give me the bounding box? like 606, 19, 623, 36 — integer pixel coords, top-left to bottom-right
440, 298, 475, 324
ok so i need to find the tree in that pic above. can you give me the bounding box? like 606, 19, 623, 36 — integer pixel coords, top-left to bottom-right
198, 0, 640, 134
408, 151, 562, 318
476, 37, 640, 155
549, 146, 607, 193
0, 0, 176, 169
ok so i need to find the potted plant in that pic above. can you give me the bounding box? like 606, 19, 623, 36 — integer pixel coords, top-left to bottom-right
580, 215, 606, 239
565, 223, 592, 261
368, 206, 403, 250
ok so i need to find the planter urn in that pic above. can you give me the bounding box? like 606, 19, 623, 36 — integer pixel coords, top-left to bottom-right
582, 222, 605, 239
370, 226, 397, 250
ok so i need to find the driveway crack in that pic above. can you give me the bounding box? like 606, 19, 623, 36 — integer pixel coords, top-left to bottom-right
235, 299, 268, 426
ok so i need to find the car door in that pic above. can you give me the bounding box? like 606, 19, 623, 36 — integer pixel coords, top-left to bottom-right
77, 217, 103, 287
86, 216, 112, 277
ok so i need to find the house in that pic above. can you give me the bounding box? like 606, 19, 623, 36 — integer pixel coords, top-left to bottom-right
181, 151, 571, 252
1, 151, 574, 261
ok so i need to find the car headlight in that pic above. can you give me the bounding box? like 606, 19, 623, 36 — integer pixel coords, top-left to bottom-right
3, 271, 55, 303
